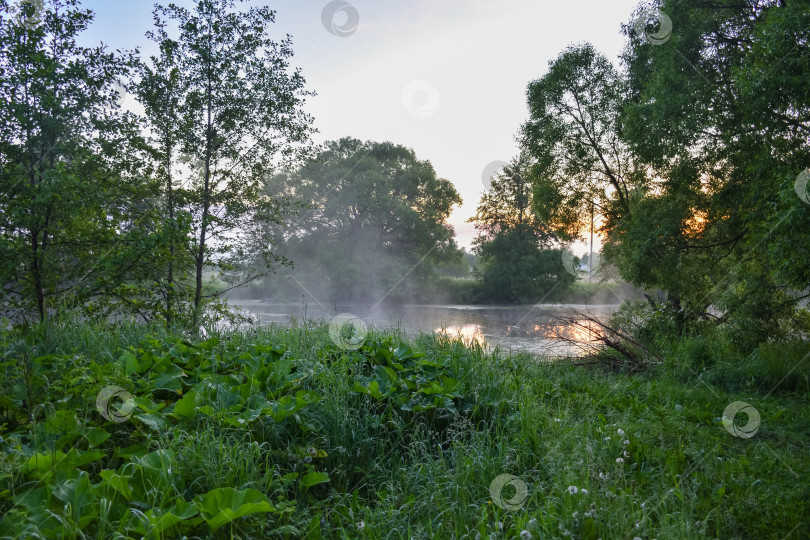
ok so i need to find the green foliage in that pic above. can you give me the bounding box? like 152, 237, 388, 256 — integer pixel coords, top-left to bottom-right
617, 0, 810, 339
350, 339, 467, 414
522, 43, 638, 242
142, 0, 315, 326
1, 320, 808, 538
475, 227, 576, 303
259, 137, 464, 302
193, 487, 275, 531
521, 3, 809, 342
469, 154, 574, 303
428, 276, 480, 304
0, 0, 168, 324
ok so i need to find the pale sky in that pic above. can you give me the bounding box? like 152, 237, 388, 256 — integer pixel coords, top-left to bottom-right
80, 0, 641, 251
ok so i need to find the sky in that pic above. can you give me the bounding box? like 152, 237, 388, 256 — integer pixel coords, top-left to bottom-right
79, 0, 642, 251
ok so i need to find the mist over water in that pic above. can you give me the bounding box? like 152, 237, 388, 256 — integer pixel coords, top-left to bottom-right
227, 299, 619, 357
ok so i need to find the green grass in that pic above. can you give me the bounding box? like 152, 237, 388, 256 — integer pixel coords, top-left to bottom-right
0, 319, 807, 538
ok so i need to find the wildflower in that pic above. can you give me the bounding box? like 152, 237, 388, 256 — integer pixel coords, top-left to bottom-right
308, 446, 318, 457
616, 457, 624, 463
572, 511, 579, 518
304, 456, 312, 463
554, 418, 562, 422
584, 509, 596, 517
528, 518, 538, 529
567, 485, 578, 494
604, 436, 611, 441
641, 502, 646, 509
617, 428, 625, 436
623, 439, 630, 446
598, 472, 608, 480
581, 488, 588, 495
520, 531, 532, 540
356, 521, 365, 530
496, 521, 504, 530
623, 450, 630, 458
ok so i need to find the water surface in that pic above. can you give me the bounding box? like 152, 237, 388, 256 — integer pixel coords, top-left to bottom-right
228, 301, 618, 357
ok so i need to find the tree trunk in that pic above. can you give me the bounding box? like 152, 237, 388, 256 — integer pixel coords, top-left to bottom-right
166, 148, 174, 329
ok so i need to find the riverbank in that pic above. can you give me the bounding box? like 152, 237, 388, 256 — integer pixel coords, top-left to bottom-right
1, 320, 807, 538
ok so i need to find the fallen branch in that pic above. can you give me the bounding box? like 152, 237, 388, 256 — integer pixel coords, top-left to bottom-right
547, 312, 661, 370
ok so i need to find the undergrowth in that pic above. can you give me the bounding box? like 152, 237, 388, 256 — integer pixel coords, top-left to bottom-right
0, 320, 807, 539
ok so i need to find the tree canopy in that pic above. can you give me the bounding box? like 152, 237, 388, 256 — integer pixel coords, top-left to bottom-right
469, 154, 575, 303
522, 0, 810, 344
260, 138, 464, 303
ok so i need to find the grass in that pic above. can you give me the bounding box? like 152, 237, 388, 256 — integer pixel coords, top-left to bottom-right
0, 318, 808, 539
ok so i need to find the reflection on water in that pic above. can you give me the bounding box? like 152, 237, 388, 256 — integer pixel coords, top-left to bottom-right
507, 320, 602, 343
227, 300, 617, 358
435, 324, 486, 348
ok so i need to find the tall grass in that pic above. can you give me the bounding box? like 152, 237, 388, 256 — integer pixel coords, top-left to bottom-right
0, 319, 807, 538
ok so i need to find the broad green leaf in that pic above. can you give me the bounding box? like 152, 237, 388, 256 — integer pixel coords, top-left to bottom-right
121, 350, 139, 375
130, 498, 200, 536
135, 395, 165, 414
25, 449, 104, 480
152, 363, 186, 393
301, 471, 330, 488
99, 470, 133, 500
134, 413, 167, 430
192, 487, 274, 531
84, 427, 111, 447
172, 390, 203, 418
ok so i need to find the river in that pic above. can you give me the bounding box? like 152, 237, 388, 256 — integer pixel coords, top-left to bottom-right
227, 300, 618, 358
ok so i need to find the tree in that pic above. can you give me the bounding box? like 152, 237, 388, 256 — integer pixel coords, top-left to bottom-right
469, 154, 573, 303
522, 43, 641, 243
620, 0, 810, 343
263, 138, 463, 303
136, 22, 194, 328
148, 0, 314, 326
0, 0, 157, 323
469, 152, 549, 240
473, 229, 575, 303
